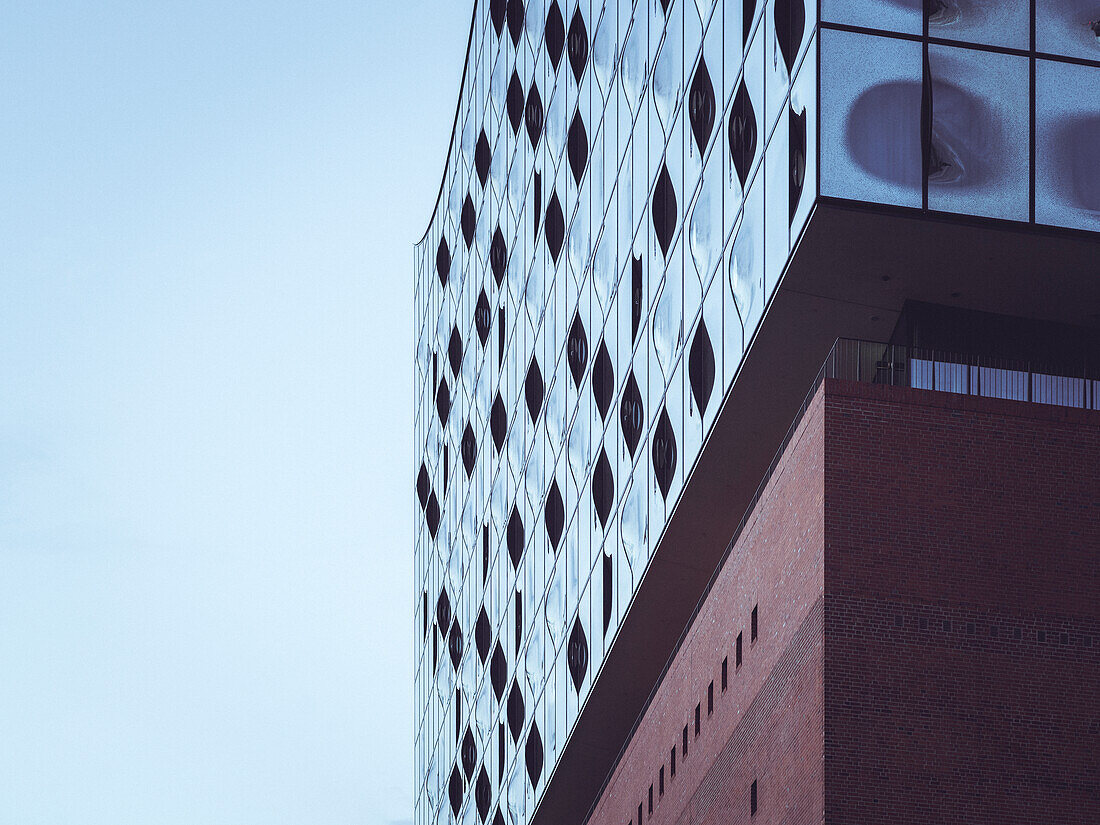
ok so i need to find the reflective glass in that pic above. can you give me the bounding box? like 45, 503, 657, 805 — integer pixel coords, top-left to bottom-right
723, 27, 764, 244
820, 29, 923, 207
1035, 59, 1100, 232
764, 116, 789, 297
927, 45, 1029, 222
790, 32, 818, 247
722, 0, 744, 112
764, 0, 814, 138
764, 0, 789, 139
1037, 1, 1100, 61
729, 169, 766, 345
928, 0, 1029, 49
821, 0, 921, 35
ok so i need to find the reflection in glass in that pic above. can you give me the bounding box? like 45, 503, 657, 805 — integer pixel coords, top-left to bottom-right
821, 29, 922, 207
725, 28, 764, 244
729, 173, 765, 343
654, 16, 683, 132
653, 271, 683, 380
927, 0, 1029, 49
764, 120, 789, 297
790, 32, 817, 243
620, 476, 648, 576
593, 226, 618, 311
927, 45, 1029, 222
621, 15, 648, 117
1036, 59, 1100, 232
789, 104, 807, 222
821, 0, 921, 34
507, 758, 526, 822
568, 197, 593, 275
546, 84, 568, 162
689, 149, 723, 282
1037, 0, 1100, 61
593, 11, 617, 95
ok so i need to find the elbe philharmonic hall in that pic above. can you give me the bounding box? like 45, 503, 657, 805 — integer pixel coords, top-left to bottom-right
412, 2, 1100, 824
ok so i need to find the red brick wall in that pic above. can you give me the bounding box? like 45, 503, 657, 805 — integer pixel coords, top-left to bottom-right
587, 389, 827, 825
823, 379, 1100, 825
587, 380, 1100, 825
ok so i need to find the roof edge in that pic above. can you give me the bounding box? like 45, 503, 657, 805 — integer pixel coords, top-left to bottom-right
416, 0, 481, 248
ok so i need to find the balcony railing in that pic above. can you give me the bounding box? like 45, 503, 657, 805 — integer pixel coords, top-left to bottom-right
822, 338, 1100, 410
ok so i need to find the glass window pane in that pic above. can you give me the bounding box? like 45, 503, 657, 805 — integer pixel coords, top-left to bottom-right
1037, 1, 1100, 61
927, 45, 1029, 222
821, 29, 923, 207
928, 0, 1029, 50
790, 31, 818, 245
1035, 59, 1100, 232
764, 113, 789, 297
821, 0, 921, 36
729, 168, 766, 343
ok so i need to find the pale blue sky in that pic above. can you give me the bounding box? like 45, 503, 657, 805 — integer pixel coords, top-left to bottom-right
0, 3, 469, 823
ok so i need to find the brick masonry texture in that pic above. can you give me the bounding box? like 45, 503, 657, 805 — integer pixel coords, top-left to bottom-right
588, 388, 827, 825
586, 379, 1100, 825
823, 379, 1100, 825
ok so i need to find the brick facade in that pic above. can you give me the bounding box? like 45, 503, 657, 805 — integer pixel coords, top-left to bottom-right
824, 380, 1100, 824
586, 380, 1100, 825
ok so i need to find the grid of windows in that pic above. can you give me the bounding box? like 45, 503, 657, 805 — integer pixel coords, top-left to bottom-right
820, 3, 1100, 231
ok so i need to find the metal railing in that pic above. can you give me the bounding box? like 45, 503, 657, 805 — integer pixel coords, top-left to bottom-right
823, 338, 1100, 410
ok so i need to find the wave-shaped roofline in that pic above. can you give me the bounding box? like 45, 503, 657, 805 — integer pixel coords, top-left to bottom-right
416, 0, 481, 247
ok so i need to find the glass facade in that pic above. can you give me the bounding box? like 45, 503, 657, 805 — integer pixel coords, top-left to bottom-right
820, 1, 1100, 231
412, 4, 1100, 825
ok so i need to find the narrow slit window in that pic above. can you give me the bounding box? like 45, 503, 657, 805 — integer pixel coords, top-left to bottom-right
721, 656, 728, 691
482, 526, 489, 584
707, 681, 714, 716
750, 780, 758, 815
682, 725, 688, 757
648, 785, 653, 815
751, 604, 758, 642
515, 591, 523, 653
659, 766, 664, 797
670, 746, 676, 778
736, 631, 743, 667
694, 703, 701, 737
455, 687, 462, 742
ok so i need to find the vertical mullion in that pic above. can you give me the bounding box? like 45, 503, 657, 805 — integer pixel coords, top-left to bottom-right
921, 4, 930, 211
1029, 0, 1036, 223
